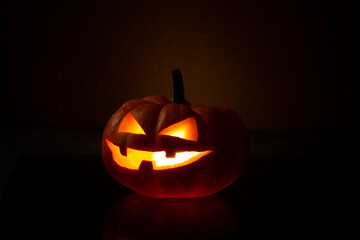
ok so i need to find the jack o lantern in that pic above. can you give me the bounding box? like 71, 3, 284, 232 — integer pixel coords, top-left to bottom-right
102, 70, 248, 198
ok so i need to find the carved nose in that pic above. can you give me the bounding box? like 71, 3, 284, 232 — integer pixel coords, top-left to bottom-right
139, 160, 153, 174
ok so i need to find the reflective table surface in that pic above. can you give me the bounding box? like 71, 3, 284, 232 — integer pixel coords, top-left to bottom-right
0, 130, 347, 239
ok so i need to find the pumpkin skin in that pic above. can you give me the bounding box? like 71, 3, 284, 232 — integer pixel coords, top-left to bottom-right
102, 95, 248, 198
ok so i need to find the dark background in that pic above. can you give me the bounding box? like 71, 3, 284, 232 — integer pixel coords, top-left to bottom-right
1, 0, 355, 130
0, 0, 355, 239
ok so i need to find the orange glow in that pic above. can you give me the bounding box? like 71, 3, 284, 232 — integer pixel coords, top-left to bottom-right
118, 112, 145, 134
105, 138, 212, 170
158, 117, 198, 141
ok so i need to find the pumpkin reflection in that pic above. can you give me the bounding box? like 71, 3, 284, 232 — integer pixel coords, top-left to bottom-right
103, 193, 238, 240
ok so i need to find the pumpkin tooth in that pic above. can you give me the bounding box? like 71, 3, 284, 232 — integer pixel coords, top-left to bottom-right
139, 160, 153, 173
165, 150, 176, 158
119, 145, 127, 156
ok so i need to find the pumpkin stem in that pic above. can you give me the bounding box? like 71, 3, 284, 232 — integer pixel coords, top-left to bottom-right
172, 69, 185, 104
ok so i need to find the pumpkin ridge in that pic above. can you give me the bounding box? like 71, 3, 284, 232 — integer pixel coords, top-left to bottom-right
102, 70, 248, 198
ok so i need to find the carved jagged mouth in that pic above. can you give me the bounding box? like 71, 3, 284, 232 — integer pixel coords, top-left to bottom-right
104, 138, 213, 170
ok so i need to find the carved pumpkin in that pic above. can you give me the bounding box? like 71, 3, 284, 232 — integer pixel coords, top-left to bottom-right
102, 70, 248, 198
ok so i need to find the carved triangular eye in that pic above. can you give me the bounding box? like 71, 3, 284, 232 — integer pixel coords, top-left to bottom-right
118, 112, 146, 135
158, 117, 198, 141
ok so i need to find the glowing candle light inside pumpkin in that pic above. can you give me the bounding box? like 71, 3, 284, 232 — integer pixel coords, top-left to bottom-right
105, 137, 212, 170
101, 69, 248, 198
158, 117, 198, 141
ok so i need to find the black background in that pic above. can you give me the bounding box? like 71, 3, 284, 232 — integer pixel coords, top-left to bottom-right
1, 0, 356, 131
